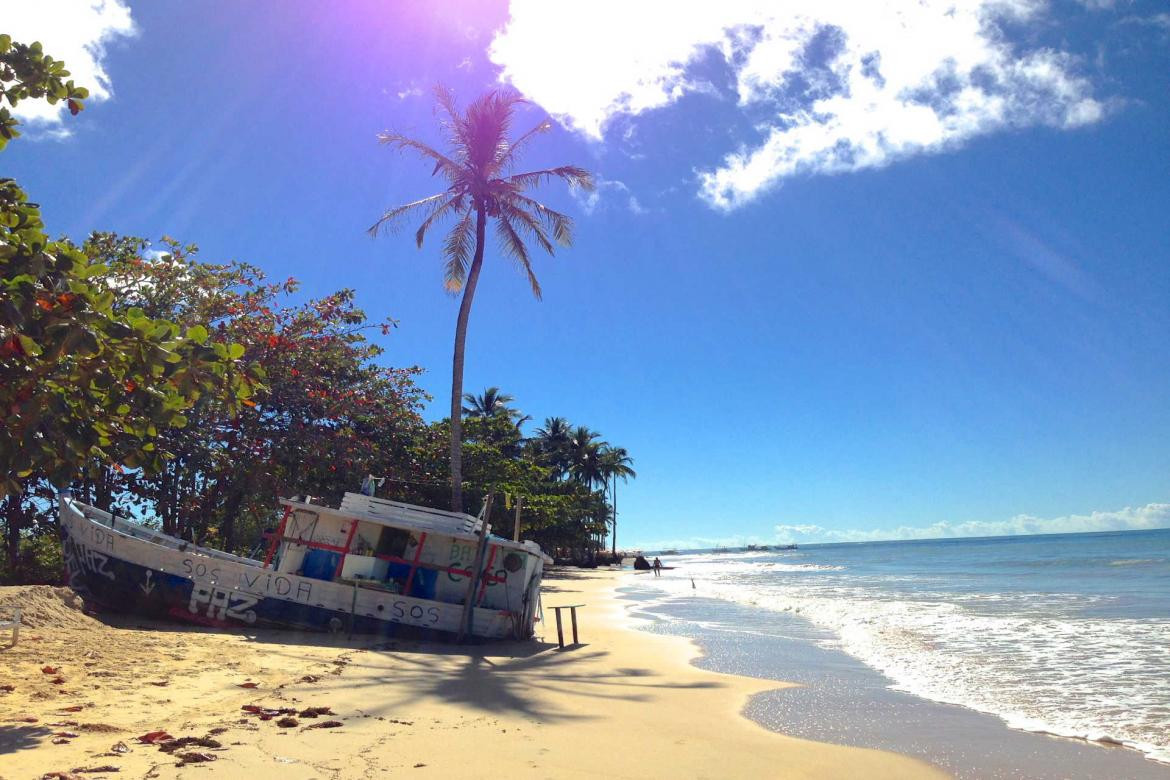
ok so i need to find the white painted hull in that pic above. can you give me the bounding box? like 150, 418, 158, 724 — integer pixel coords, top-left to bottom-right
59, 497, 542, 640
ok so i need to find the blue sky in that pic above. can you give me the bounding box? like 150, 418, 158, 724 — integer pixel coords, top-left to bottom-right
6, 0, 1170, 548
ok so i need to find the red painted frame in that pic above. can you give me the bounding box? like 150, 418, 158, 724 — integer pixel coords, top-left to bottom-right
266, 521, 509, 596
402, 532, 428, 596
262, 506, 292, 569
332, 518, 361, 579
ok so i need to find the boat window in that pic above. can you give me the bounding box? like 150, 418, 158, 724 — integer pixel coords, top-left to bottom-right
375, 527, 412, 559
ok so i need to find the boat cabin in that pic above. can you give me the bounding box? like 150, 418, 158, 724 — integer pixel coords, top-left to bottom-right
265, 493, 548, 614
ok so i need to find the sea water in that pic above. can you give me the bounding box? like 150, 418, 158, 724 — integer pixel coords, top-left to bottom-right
632, 529, 1170, 766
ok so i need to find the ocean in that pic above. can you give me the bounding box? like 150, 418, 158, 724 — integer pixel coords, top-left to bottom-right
626, 529, 1170, 773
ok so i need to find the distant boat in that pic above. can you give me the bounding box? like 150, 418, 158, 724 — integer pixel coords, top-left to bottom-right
661, 549, 679, 555
59, 491, 551, 641
746, 544, 771, 552
713, 546, 729, 554
778, 543, 798, 550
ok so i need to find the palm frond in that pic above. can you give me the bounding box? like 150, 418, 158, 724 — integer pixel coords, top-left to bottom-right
495, 215, 542, 300
377, 131, 464, 183
494, 117, 553, 173
432, 85, 472, 156
442, 210, 475, 293
367, 193, 448, 237
505, 166, 594, 192
464, 90, 525, 174
498, 201, 555, 256
414, 195, 465, 248
512, 194, 573, 246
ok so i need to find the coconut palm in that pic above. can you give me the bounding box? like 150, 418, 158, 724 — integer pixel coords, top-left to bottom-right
533, 416, 572, 476
463, 386, 530, 431
598, 445, 636, 555
462, 386, 515, 418
370, 88, 593, 511
567, 425, 605, 488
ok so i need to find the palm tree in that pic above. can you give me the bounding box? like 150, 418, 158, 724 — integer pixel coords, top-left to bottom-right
598, 445, 636, 556
567, 425, 604, 487
463, 386, 531, 431
533, 416, 572, 477
371, 88, 593, 511
462, 386, 515, 418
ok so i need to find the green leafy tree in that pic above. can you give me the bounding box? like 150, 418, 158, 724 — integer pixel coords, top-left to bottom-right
371, 87, 592, 512
0, 39, 248, 575
82, 238, 427, 551
0, 35, 89, 150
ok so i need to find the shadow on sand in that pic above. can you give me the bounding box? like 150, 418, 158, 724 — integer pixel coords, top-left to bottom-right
254, 639, 725, 724
0, 724, 51, 756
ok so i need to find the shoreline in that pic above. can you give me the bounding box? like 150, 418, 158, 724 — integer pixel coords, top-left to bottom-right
0, 573, 944, 779
618, 578, 1170, 780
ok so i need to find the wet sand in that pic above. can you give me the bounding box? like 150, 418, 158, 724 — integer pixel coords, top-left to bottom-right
623, 586, 1170, 780
0, 571, 943, 779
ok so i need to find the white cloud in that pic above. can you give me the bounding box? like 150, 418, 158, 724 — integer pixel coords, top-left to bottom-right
574, 177, 646, 215
5, 0, 137, 130
1120, 12, 1170, 31
490, 0, 1106, 209
773, 503, 1170, 544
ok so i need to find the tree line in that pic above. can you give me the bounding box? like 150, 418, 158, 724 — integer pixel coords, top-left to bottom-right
0, 37, 631, 584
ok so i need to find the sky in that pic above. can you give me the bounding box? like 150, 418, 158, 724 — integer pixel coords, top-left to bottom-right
5, 0, 1170, 549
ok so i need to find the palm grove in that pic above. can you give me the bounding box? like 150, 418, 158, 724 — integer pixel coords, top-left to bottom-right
0, 39, 634, 583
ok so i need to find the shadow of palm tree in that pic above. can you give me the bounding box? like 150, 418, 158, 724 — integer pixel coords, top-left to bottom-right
254, 642, 724, 724
0, 724, 50, 755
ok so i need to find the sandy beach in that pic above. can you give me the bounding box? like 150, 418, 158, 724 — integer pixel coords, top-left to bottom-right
0, 569, 945, 779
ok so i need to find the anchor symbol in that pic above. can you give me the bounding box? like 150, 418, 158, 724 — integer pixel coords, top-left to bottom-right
140, 569, 156, 595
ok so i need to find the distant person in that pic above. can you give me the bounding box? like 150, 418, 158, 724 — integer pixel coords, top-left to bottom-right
653, 557, 662, 577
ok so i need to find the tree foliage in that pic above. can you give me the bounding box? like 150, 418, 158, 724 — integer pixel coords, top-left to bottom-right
0, 35, 89, 150
0, 37, 247, 577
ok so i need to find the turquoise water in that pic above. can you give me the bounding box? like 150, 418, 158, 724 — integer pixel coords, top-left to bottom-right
638, 529, 1170, 764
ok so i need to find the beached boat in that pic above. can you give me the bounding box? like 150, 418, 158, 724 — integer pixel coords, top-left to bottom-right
58, 491, 551, 641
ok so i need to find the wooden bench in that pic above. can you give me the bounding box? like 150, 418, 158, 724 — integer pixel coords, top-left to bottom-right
0, 608, 20, 647
549, 604, 584, 649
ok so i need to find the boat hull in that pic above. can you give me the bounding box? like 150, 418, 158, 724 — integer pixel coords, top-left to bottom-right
59, 498, 531, 640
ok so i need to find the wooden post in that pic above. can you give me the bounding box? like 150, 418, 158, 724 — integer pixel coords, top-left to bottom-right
456, 494, 493, 643
348, 581, 358, 638
554, 608, 564, 648
10, 608, 19, 647
512, 495, 522, 542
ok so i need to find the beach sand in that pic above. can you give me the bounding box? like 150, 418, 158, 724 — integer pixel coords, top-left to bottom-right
0, 570, 945, 779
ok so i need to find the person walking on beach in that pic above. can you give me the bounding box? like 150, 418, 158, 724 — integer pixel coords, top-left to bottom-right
653, 557, 662, 577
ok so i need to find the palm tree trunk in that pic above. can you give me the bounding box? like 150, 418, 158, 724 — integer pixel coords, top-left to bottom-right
449, 205, 488, 512
611, 475, 618, 557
